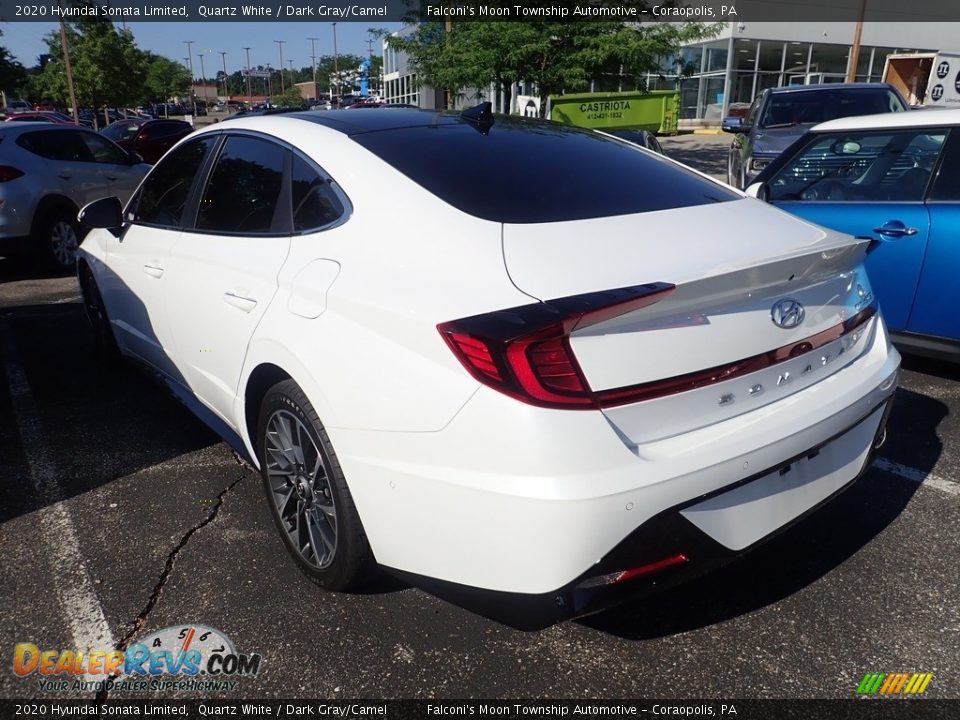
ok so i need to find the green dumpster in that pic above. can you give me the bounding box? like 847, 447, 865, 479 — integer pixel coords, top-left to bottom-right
550, 90, 680, 135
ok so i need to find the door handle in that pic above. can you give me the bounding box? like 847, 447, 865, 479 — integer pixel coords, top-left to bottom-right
223, 291, 258, 313
58, 174, 72, 180
143, 264, 164, 278
106, 176, 118, 181
873, 221, 919, 238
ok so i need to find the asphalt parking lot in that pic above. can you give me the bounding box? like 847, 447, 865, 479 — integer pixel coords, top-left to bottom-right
1, 136, 958, 704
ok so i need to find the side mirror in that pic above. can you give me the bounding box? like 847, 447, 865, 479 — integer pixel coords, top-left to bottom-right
744, 182, 769, 202
79, 196, 123, 229
721, 116, 747, 133
127, 151, 145, 165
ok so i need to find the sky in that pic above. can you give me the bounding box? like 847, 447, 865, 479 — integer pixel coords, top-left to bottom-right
1, 21, 403, 74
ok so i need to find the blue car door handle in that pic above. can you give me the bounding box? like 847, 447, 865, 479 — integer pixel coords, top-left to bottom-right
873, 221, 918, 238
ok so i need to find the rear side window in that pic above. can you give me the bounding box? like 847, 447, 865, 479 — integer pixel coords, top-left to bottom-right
17, 130, 93, 162
291, 155, 344, 231
352, 119, 738, 223
102, 122, 141, 142
132, 136, 216, 228
196, 135, 286, 234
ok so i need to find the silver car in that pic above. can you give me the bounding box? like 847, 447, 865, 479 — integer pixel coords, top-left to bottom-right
0, 122, 150, 270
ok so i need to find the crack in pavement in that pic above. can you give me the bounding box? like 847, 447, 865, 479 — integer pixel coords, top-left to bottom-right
95, 473, 248, 703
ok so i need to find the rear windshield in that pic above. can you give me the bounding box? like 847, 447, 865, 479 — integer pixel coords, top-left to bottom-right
102, 122, 142, 141
760, 89, 906, 129
351, 119, 739, 223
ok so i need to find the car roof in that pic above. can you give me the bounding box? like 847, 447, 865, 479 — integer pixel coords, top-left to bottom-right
813, 107, 960, 132
768, 82, 896, 95
215, 107, 463, 135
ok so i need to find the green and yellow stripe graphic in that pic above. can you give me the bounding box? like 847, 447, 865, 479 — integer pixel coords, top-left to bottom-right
857, 673, 933, 695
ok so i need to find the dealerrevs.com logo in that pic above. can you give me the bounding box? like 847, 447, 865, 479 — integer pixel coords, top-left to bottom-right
13, 625, 261, 693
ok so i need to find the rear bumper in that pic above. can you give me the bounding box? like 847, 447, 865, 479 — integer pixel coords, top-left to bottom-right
393, 397, 893, 628
332, 316, 900, 597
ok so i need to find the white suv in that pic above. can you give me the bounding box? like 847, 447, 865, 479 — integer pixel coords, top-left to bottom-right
0, 122, 149, 270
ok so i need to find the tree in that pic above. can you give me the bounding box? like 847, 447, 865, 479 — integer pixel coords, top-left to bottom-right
385, 17, 720, 117
32, 20, 146, 125
143, 53, 190, 105
272, 86, 305, 108
0, 31, 27, 101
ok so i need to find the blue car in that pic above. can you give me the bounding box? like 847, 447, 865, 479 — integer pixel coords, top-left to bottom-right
751, 109, 960, 360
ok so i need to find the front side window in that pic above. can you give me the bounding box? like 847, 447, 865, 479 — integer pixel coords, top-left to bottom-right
196, 135, 286, 234
291, 155, 344, 232
79, 132, 128, 164
767, 129, 947, 203
132, 136, 216, 227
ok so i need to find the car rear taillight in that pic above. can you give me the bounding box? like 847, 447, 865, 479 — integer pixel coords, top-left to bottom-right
0, 166, 24, 182
440, 286, 878, 411
438, 283, 676, 410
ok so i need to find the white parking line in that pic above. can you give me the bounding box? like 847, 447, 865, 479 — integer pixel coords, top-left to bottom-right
873, 457, 960, 497
2, 338, 115, 670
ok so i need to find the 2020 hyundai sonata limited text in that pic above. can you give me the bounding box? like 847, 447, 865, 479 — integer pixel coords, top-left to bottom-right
77, 107, 901, 619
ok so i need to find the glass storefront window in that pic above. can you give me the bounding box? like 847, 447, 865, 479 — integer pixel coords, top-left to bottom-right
706, 43, 729, 72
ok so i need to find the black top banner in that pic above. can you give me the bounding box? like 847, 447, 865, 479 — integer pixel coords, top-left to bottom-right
4, 699, 960, 720
1, 0, 959, 23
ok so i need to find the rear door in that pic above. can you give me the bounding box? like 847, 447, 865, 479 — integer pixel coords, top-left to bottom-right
163, 132, 291, 427
765, 127, 949, 332
905, 129, 960, 341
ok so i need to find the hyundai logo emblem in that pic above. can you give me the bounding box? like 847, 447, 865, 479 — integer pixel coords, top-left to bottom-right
771, 299, 805, 329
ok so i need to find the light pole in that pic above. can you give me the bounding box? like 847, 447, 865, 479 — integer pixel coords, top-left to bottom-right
184, 40, 195, 110
197, 53, 207, 109
332, 23, 339, 102
266, 63, 273, 98
219, 51, 228, 101
308, 37, 319, 99
275, 40, 286, 93
242, 46, 252, 102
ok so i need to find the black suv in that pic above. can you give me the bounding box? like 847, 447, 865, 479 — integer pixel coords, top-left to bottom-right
722, 83, 908, 189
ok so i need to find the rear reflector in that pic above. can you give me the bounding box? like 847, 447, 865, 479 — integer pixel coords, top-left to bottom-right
578, 554, 690, 589
0, 166, 24, 182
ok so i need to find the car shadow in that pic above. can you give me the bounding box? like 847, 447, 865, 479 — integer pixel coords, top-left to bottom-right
578, 385, 944, 639
0, 293, 220, 524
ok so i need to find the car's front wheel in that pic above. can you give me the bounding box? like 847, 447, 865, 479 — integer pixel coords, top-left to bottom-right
257, 380, 372, 591
79, 264, 121, 365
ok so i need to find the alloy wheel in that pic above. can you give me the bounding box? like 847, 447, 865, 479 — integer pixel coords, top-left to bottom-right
50, 221, 79, 268
264, 409, 338, 569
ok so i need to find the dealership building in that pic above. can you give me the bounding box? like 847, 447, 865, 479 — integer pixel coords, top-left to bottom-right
382, 21, 960, 119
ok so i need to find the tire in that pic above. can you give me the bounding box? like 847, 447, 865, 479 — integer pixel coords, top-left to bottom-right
79, 264, 121, 366
257, 380, 372, 591
36, 208, 83, 272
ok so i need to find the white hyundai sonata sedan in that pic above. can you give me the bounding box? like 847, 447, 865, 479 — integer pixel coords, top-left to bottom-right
77, 106, 900, 620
